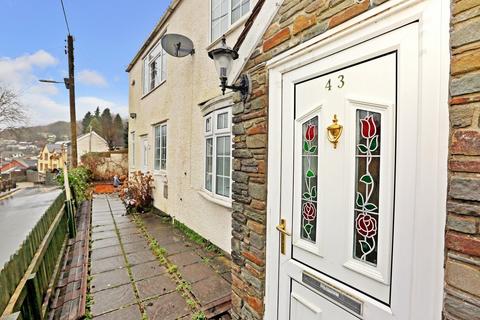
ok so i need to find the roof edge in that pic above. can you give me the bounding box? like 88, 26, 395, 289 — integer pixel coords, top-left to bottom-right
125, 0, 183, 72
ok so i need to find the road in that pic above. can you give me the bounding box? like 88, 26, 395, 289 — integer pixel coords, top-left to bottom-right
0, 186, 62, 268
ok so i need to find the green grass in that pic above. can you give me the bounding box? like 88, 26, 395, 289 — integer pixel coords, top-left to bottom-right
173, 220, 223, 255
191, 310, 206, 320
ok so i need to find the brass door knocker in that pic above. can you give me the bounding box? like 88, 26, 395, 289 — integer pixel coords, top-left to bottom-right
327, 114, 343, 149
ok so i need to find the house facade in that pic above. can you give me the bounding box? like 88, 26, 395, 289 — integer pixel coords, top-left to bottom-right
37, 144, 67, 173
128, 0, 479, 319
76, 131, 109, 164
126, 0, 274, 252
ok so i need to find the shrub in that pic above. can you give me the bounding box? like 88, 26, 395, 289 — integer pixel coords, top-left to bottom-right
57, 166, 92, 202
81, 152, 128, 181
118, 171, 154, 213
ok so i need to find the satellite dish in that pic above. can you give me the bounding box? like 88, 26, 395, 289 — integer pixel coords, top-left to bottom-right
161, 34, 195, 58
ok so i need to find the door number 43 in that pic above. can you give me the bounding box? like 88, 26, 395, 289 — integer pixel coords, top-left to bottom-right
325, 75, 345, 91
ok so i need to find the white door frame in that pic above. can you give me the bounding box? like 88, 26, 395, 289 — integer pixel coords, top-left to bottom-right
265, 0, 450, 319
140, 135, 149, 172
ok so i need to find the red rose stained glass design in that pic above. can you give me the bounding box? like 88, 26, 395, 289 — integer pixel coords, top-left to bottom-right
301, 117, 318, 242
354, 111, 381, 265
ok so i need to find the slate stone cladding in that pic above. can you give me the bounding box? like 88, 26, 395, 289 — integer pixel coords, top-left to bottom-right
444, 1, 480, 319
232, 0, 480, 319
231, 0, 386, 318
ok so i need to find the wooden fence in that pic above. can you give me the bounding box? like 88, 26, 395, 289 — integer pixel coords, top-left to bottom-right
0, 191, 76, 320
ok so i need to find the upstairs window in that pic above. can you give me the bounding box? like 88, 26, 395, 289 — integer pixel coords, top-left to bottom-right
143, 42, 167, 95
211, 0, 250, 41
204, 108, 232, 198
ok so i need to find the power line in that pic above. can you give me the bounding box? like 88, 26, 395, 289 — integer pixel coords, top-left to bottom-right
59, 0, 71, 35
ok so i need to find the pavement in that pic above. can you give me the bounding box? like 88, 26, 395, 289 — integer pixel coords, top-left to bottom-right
88, 194, 232, 319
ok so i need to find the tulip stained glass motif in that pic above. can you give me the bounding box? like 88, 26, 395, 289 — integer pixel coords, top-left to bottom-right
301, 117, 318, 242
354, 110, 381, 265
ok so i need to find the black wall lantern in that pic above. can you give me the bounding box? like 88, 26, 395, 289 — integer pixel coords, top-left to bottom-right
208, 36, 250, 101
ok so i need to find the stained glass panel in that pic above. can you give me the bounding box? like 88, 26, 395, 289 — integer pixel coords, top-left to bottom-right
301, 116, 319, 243
353, 110, 381, 265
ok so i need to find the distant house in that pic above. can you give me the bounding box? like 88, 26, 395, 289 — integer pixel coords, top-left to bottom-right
37, 144, 67, 173
57, 131, 109, 165
0, 159, 36, 174
76, 131, 109, 164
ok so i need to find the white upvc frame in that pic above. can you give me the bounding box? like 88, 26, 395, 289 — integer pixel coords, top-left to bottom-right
203, 108, 233, 203
265, 0, 449, 319
130, 131, 136, 168
142, 40, 167, 96
209, 0, 252, 44
153, 122, 168, 173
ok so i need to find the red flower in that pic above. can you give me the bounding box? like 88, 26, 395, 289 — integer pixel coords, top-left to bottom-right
305, 124, 316, 142
356, 213, 377, 238
303, 202, 316, 221
360, 115, 376, 139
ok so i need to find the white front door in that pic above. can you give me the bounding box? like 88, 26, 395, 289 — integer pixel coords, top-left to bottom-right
141, 136, 148, 172
276, 24, 420, 319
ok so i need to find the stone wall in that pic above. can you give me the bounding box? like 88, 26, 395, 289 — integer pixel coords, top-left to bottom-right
231, 0, 387, 318
444, 1, 480, 319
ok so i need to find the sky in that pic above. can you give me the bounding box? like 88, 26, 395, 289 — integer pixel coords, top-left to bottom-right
0, 0, 170, 125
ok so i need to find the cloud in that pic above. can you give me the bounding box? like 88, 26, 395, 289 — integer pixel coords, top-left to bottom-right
77, 69, 108, 87
0, 51, 126, 126
0, 50, 58, 91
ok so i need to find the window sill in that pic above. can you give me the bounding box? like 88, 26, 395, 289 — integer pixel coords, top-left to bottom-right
206, 14, 250, 51
198, 189, 232, 209
141, 79, 166, 100
154, 170, 167, 178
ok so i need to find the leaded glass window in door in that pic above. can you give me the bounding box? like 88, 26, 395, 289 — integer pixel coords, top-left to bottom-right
353, 110, 381, 265
300, 116, 319, 243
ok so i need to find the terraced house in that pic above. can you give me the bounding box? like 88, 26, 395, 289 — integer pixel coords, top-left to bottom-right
128, 0, 479, 319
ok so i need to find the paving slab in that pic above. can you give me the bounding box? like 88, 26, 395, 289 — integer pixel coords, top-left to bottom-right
91, 268, 130, 293
180, 262, 219, 283
122, 240, 150, 254
92, 304, 142, 320
130, 261, 168, 281
120, 233, 145, 244
91, 283, 136, 316
163, 241, 195, 256
169, 250, 202, 267
92, 224, 116, 233
144, 291, 190, 320
91, 255, 126, 274
92, 230, 117, 241
91, 237, 120, 250
191, 275, 231, 306
126, 250, 157, 266
91, 245, 123, 261
136, 274, 177, 300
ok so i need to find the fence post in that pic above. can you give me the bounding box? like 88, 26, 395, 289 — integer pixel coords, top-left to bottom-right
65, 200, 76, 238
26, 273, 42, 320
0, 311, 23, 320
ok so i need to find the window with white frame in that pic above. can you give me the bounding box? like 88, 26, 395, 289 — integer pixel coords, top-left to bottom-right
211, 0, 250, 41
143, 42, 167, 95
204, 108, 232, 198
154, 123, 167, 171
131, 132, 136, 166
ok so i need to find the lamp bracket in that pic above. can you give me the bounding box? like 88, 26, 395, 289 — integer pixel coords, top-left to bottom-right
221, 74, 251, 101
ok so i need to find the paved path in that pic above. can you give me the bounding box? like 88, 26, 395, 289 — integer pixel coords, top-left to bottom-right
89, 194, 231, 320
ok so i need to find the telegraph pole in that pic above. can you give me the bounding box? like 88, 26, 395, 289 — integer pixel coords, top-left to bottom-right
67, 34, 78, 168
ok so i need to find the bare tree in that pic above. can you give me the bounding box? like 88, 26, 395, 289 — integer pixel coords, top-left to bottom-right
0, 86, 28, 128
